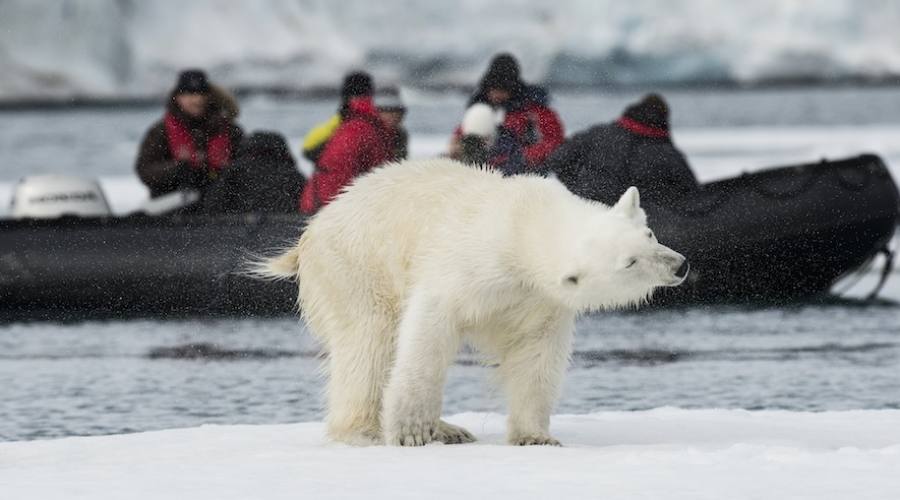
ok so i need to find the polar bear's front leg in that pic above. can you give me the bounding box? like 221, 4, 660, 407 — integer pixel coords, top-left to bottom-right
499, 313, 575, 446
382, 290, 465, 446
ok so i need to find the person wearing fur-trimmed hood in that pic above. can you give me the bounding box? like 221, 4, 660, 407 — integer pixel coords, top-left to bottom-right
135, 69, 243, 198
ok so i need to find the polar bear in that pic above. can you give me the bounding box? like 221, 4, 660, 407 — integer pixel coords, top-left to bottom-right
258, 159, 687, 446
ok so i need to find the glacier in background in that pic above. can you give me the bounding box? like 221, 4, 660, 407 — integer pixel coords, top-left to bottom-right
2, 0, 900, 99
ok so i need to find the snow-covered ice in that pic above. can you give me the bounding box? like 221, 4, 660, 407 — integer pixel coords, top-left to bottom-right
2, 409, 898, 499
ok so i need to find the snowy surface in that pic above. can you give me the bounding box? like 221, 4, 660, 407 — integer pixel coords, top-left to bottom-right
2, 409, 899, 499
3, 0, 900, 98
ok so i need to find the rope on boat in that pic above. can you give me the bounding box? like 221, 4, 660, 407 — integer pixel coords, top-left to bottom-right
831, 245, 894, 301
866, 246, 894, 301
671, 159, 876, 219
831, 254, 877, 297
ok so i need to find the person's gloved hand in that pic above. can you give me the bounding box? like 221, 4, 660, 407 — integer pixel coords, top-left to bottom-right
173, 145, 193, 162
175, 162, 210, 190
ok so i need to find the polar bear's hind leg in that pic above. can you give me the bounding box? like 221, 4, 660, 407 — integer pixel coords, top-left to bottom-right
322, 310, 397, 445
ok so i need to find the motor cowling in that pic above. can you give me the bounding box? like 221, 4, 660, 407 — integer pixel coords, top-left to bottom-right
10, 175, 111, 219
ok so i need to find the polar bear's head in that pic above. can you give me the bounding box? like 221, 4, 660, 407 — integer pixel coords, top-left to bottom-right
553, 187, 687, 311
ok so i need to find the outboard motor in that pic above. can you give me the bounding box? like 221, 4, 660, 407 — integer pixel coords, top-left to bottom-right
10, 175, 111, 219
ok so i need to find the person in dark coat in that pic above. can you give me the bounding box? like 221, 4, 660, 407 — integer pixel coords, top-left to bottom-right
201, 131, 306, 214
449, 53, 564, 169
299, 72, 390, 214
543, 93, 698, 207
135, 69, 243, 198
374, 86, 409, 162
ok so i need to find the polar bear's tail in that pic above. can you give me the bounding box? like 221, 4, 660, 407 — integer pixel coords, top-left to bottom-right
244, 244, 302, 281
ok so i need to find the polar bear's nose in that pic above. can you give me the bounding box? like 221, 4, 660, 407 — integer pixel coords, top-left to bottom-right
674, 260, 690, 280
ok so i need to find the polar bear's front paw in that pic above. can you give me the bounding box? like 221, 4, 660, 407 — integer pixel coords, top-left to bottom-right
510, 434, 562, 446
434, 420, 476, 444
385, 420, 439, 447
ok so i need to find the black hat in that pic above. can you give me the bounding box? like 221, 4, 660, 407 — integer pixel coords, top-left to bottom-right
341, 71, 374, 100
174, 69, 211, 95
480, 53, 522, 93
236, 130, 295, 165
622, 93, 670, 130
374, 86, 405, 112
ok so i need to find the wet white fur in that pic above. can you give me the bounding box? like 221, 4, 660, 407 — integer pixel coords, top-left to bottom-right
259, 159, 684, 446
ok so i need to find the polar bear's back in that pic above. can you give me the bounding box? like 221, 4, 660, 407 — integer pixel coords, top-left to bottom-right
305, 159, 510, 257
341, 158, 508, 211
309, 159, 519, 234
297, 159, 563, 304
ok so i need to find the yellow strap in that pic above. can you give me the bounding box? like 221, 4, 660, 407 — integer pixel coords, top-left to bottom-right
302, 114, 341, 152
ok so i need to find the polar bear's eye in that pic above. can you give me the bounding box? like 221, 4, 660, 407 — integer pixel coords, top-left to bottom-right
646, 230, 654, 239
625, 258, 637, 269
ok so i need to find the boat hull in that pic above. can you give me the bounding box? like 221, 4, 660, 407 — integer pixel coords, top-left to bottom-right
650, 154, 899, 303
0, 214, 302, 320
1, 154, 897, 320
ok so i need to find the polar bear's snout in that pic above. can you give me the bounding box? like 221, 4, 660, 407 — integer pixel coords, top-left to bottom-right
658, 249, 691, 286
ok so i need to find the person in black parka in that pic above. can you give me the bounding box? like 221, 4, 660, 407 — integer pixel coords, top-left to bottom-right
201, 131, 306, 214
543, 93, 698, 207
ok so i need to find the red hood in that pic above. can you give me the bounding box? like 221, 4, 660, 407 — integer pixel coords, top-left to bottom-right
616, 116, 669, 138
346, 96, 378, 117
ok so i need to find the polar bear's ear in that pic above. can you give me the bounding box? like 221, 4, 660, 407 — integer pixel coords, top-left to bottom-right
613, 186, 641, 219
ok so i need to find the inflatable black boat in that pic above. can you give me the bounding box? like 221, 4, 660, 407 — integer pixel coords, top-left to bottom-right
649, 154, 898, 304
0, 154, 897, 321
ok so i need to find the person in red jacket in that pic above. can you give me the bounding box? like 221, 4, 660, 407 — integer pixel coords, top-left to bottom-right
449, 53, 564, 169
299, 72, 390, 214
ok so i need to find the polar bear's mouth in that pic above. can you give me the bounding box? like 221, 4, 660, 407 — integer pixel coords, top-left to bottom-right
667, 261, 690, 286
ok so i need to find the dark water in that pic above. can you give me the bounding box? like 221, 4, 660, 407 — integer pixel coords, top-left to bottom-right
2, 296, 899, 442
